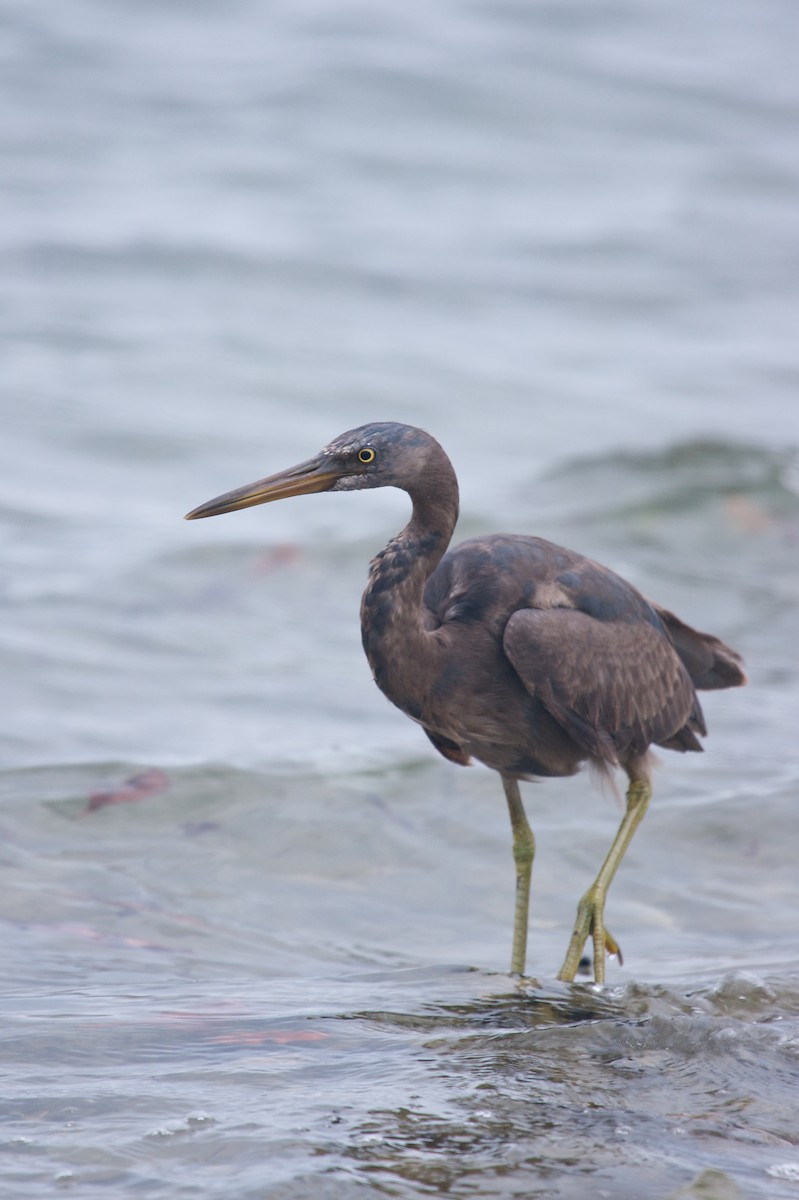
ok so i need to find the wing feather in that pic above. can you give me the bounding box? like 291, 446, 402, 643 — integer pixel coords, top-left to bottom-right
503, 608, 699, 765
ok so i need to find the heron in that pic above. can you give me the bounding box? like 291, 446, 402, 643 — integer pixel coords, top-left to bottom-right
185, 422, 746, 983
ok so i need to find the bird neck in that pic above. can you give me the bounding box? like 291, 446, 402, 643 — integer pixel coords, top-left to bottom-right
360, 460, 459, 711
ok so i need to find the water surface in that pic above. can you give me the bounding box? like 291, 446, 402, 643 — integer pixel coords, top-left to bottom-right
2, 1, 799, 1196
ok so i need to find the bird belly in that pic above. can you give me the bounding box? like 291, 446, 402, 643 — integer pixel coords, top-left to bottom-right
413, 640, 587, 780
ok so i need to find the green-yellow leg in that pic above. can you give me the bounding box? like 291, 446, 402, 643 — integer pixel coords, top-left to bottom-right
557, 775, 652, 985
503, 776, 536, 976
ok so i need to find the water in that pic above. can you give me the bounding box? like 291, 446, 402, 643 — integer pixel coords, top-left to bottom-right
2, 0, 799, 1196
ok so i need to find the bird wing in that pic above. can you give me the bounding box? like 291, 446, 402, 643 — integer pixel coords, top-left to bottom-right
503, 608, 699, 765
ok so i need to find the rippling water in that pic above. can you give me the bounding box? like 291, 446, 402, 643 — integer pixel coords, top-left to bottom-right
2, 0, 799, 1196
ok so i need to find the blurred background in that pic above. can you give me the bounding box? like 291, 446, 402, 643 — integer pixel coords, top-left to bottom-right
2, 1, 798, 1197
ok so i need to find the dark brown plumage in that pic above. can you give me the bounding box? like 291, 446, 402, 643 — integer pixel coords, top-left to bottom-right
186, 422, 746, 982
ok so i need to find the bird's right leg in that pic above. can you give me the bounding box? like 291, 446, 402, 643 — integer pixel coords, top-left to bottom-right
557, 768, 651, 985
502, 776, 535, 976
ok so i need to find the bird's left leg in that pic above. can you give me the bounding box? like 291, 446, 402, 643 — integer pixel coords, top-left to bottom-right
502, 776, 536, 976
557, 764, 652, 985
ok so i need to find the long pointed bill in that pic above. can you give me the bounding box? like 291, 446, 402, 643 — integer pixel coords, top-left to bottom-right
184, 455, 341, 520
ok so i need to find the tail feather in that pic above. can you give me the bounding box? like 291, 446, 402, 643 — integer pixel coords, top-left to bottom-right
654, 606, 747, 691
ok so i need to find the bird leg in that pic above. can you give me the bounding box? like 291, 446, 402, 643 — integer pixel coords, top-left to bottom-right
557, 772, 652, 985
502, 776, 536, 976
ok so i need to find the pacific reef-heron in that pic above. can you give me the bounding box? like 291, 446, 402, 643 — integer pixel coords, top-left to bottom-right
186, 422, 746, 982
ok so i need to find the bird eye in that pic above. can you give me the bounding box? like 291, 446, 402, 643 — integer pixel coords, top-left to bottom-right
358, 448, 376, 464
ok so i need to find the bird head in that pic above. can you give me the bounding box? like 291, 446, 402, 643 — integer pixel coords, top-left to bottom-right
184, 422, 446, 519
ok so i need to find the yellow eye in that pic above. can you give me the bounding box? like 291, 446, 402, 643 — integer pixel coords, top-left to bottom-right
358, 447, 376, 464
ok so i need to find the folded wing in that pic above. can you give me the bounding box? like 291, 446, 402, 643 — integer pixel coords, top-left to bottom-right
503, 608, 705, 765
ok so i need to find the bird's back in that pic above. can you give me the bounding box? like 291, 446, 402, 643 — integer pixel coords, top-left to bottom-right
424, 534, 658, 634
